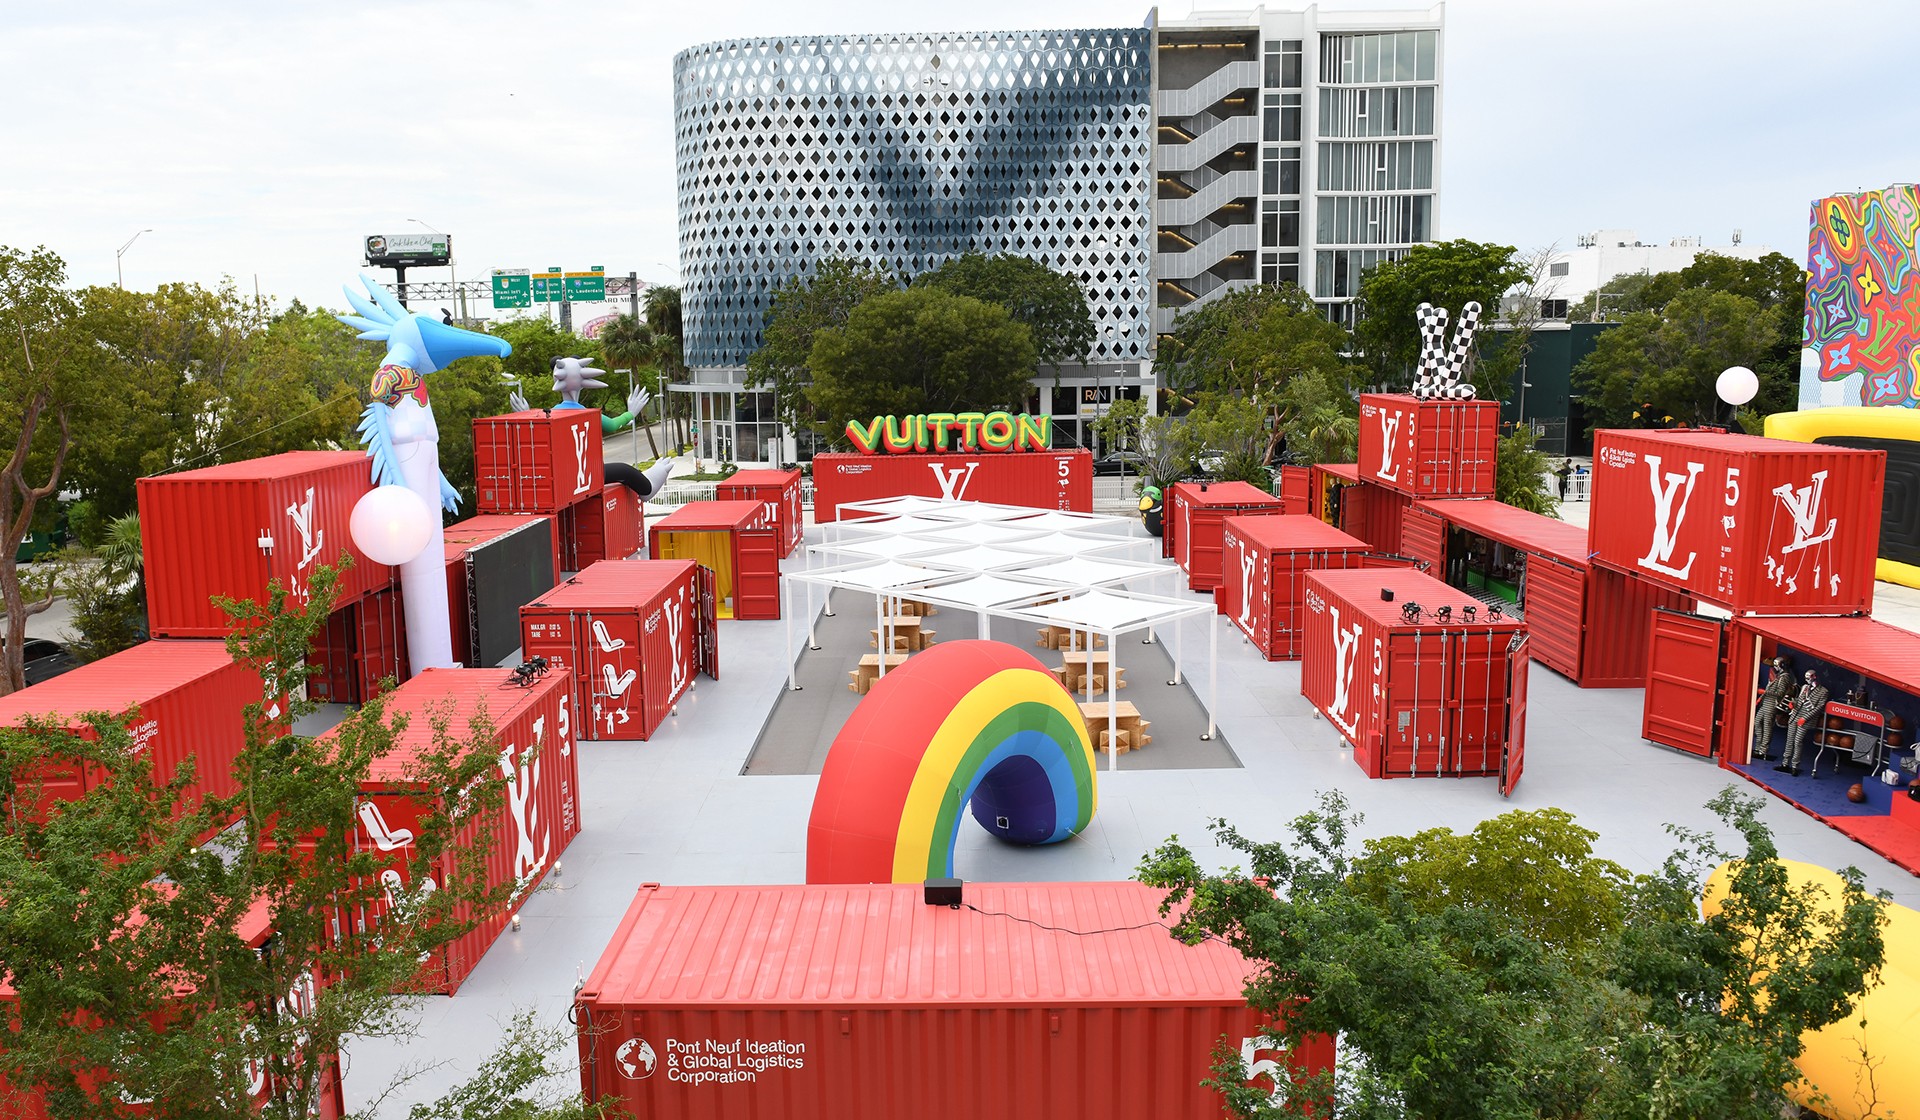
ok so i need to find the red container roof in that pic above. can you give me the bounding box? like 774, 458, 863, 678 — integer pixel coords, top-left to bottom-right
145, 449, 366, 482
1307, 567, 1525, 632
1224, 514, 1368, 552
716, 468, 800, 488
1416, 499, 1590, 569
0, 640, 236, 726
331, 667, 558, 780
1171, 481, 1282, 508
444, 513, 547, 549
528, 559, 696, 609
474, 408, 600, 426
649, 500, 763, 531
1317, 463, 1359, 481
583, 882, 1255, 1010
1602, 427, 1873, 456
1736, 616, 1920, 691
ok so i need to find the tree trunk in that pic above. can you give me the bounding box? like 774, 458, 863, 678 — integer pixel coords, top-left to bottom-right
0, 390, 70, 696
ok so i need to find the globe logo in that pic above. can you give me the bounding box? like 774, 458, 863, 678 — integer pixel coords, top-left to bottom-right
615, 1037, 657, 1080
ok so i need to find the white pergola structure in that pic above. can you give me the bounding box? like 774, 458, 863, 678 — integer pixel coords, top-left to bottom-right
783, 499, 1217, 772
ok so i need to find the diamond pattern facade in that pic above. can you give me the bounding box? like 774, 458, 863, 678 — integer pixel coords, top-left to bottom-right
674, 28, 1153, 372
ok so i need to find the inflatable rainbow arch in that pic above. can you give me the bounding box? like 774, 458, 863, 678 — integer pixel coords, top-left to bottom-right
807, 641, 1098, 884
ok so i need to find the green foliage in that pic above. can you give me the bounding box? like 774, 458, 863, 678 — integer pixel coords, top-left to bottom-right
1571, 288, 1785, 433
1354, 240, 1529, 389
1274, 366, 1359, 465
427, 356, 517, 515
63, 499, 103, 549
598, 313, 661, 458
401, 1010, 618, 1120
1137, 789, 1887, 1120
1136, 412, 1198, 491
487, 319, 602, 411
805, 287, 1037, 438
746, 259, 902, 437
1091, 396, 1148, 454
1494, 425, 1559, 515
913, 251, 1094, 371
1165, 285, 1354, 464
1186, 396, 1271, 488
58, 548, 145, 663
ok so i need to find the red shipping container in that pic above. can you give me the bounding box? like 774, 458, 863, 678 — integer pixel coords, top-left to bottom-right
306, 582, 409, 705
647, 500, 782, 620
1341, 478, 1410, 555
811, 450, 1092, 522
561, 485, 643, 571
1302, 568, 1530, 788
0, 640, 262, 828
574, 881, 1334, 1120
1588, 429, 1884, 615
520, 560, 715, 742
335, 667, 581, 995
1276, 464, 1311, 514
444, 514, 559, 669
1356, 393, 1499, 498
1306, 462, 1356, 525
1167, 481, 1286, 595
0, 900, 348, 1119
1413, 499, 1693, 688
715, 467, 806, 557
474, 409, 605, 514
447, 513, 560, 595
1220, 515, 1375, 660
139, 450, 396, 637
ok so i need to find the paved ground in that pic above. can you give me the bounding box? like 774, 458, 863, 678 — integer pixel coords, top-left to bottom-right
338, 512, 1920, 1115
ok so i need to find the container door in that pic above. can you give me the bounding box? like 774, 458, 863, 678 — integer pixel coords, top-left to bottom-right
1641, 607, 1726, 756
695, 565, 719, 679
1522, 555, 1585, 683
583, 609, 641, 741
1400, 505, 1447, 576
1500, 631, 1530, 797
306, 603, 359, 704
734, 528, 782, 620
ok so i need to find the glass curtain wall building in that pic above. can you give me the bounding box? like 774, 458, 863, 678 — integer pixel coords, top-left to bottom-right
672, 28, 1153, 464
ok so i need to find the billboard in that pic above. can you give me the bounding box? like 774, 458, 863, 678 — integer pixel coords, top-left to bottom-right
365, 232, 451, 267
1801, 184, 1919, 409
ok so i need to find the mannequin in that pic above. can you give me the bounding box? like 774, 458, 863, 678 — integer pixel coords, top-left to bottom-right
1752, 656, 1792, 761
1776, 669, 1830, 777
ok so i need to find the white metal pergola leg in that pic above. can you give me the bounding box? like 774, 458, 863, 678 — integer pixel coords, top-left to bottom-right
1171, 614, 1184, 686
1204, 612, 1218, 741
1107, 627, 1119, 773
875, 594, 887, 679
977, 609, 989, 640
783, 578, 798, 691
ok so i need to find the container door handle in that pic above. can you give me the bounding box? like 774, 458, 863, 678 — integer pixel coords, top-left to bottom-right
839, 1013, 851, 1037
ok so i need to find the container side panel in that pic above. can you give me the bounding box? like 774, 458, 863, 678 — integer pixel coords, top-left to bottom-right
1580, 566, 1693, 688
810, 451, 1092, 522
1522, 555, 1585, 682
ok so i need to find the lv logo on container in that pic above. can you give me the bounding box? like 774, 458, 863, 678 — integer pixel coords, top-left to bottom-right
1637, 454, 1704, 580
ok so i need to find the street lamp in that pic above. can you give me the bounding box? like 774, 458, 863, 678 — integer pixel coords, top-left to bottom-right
408, 218, 457, 319
116, 229, 153, 289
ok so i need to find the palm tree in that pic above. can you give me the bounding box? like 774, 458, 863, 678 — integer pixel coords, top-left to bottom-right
598, 313, 659, 458
643, 286, 686, 448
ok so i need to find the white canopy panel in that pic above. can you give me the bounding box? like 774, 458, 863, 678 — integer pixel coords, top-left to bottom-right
792, 558, 949, 593
906, 572, 1070, 611
810, 535, 950, 561
917, 502, 1040, 524
1005, 531, 1137, 557
1007, 588, 1212, 635
1006, 509, 1134, 534
840, 514, 960, 537
1008, 555, 1170, 588
928, 544, 1054, 572
959, 523, 1048, 546
838, 495, 953, 518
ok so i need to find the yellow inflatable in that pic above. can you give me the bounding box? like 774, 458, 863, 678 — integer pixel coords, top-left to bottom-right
1764, 407, 1920, 589
1703, 859, 1916, 1120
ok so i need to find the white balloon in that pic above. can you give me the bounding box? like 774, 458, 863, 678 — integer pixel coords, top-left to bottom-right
1717, 365, 1759, 407
351, 485, 434, 566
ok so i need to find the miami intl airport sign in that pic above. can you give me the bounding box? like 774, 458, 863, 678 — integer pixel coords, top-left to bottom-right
846, 412, 1052, 454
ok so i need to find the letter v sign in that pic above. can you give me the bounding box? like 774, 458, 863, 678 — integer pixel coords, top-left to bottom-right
1637, 454, 1704, 580
928, 461, 979, 500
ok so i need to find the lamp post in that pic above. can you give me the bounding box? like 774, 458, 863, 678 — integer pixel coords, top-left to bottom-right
116, 229, 153, 289
408, 218, 456, 320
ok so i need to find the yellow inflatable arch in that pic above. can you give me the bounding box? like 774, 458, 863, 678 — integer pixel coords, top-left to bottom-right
1703, 859, 1919, 1120
1765, 407, 1920, 589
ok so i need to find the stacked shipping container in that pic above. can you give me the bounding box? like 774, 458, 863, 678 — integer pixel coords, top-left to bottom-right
1166, 481, 1285, 594
646, 500, 783, 620
1356, 394, 1500, 499
715, 467, 806, 556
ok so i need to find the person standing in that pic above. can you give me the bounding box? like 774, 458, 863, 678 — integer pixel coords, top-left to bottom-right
1752, 657, 1792, 761
1777, 669, 1829, 777
1555, 460, 1572, 501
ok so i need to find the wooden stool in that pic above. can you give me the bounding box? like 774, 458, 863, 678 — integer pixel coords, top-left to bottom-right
1098, 729, 1133, 754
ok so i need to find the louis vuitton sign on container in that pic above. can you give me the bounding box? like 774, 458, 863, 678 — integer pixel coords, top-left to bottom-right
810, 450, 1093, 523
1588, 429, 1885, 615
714, 468, 806, 557
1167, 481, 1286, 594
139, 451, 395, 637
1218, 515, 1380, 660
519, 561, 717, 743
1302, 568, 1530, 793
474, 408, 605, 514
0, 640, 262, 833
574, 881, 1334, 1120
1356, 394, 1499, 499
329, 667, 580, 995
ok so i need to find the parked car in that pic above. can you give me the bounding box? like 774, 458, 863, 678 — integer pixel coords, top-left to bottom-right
5, 637, 79, 686
1091, 451, 1148, 477
1195, 448, 1227, 476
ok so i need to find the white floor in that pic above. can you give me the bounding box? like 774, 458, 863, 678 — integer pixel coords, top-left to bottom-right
340, 516, 1920, 1116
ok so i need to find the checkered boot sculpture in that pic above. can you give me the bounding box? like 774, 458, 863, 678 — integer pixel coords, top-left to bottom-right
1751, 658, 1792, 761
1411, 301, 1481, 401
1778, 671, 1829, 776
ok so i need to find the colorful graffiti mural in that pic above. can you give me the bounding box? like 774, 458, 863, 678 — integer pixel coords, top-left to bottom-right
1802, 184, 1920, 409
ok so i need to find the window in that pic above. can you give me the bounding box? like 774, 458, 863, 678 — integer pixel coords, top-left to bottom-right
1263, 94, 1280, 143
1281, 39, 1303, 88
1549, 261, 1570, 277
1279, 146, 1301, 194
1281, 93, 1301, 141
1540, 299, 1570, 319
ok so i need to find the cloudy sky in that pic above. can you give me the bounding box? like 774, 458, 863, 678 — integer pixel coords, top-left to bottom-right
3, 0, 1906, 310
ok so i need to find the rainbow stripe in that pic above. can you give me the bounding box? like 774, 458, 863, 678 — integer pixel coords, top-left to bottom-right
807, 642, 1098, 885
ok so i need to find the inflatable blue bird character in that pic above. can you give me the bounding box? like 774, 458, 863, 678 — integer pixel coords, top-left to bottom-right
336, 276, 511, 670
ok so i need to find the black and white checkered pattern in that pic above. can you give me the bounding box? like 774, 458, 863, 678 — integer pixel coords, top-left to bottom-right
1411, 300, 1481, 401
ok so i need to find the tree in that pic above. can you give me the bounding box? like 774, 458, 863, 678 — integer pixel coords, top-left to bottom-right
1494, 425, 1558, 515
1353, 240, 1530, 390
1186, 395, 1273, 488
488, 318, 600, 411
1571, 288, 1785, 432
597, 313, 660, 458
913, 252, 1095, 372
0, 246, 93, 696
1165, 285, 1355, 464
745, 260, 901, 441
1135, 412, 1198, 492
805, 288, 1036, 439
1272, 366, 1359, 466
1137, 789, 1886, 1120
643, 286, 687, 448
1091, 396, 1148, 457
0, 563, 604, 1118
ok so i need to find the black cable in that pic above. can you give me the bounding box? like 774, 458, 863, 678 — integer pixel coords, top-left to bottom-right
961, 902, 1233, 948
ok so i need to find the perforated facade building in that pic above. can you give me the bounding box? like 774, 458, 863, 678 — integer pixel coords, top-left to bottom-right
673, 28, 1154, 462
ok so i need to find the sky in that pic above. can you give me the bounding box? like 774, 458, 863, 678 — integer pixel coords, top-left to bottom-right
2, 0, 1909, 312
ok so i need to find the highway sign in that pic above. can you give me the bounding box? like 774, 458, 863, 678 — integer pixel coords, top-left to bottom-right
564, 266, 607, 302
491, 269, 531, 309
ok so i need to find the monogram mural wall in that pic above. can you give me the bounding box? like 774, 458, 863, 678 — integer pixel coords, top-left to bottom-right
1802, 184, 1920, 409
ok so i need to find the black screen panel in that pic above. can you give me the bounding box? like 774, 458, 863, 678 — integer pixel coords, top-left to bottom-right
467, 521, 557, 667
1811, 436, 1920, 568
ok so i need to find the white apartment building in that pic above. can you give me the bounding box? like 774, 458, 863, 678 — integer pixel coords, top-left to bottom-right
1536, 229, 1777, 319
1153, 3, 1445, 336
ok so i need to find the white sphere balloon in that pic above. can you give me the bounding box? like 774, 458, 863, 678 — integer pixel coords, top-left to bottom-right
1716, 365, 1759, 407
350, 485, 434, 566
